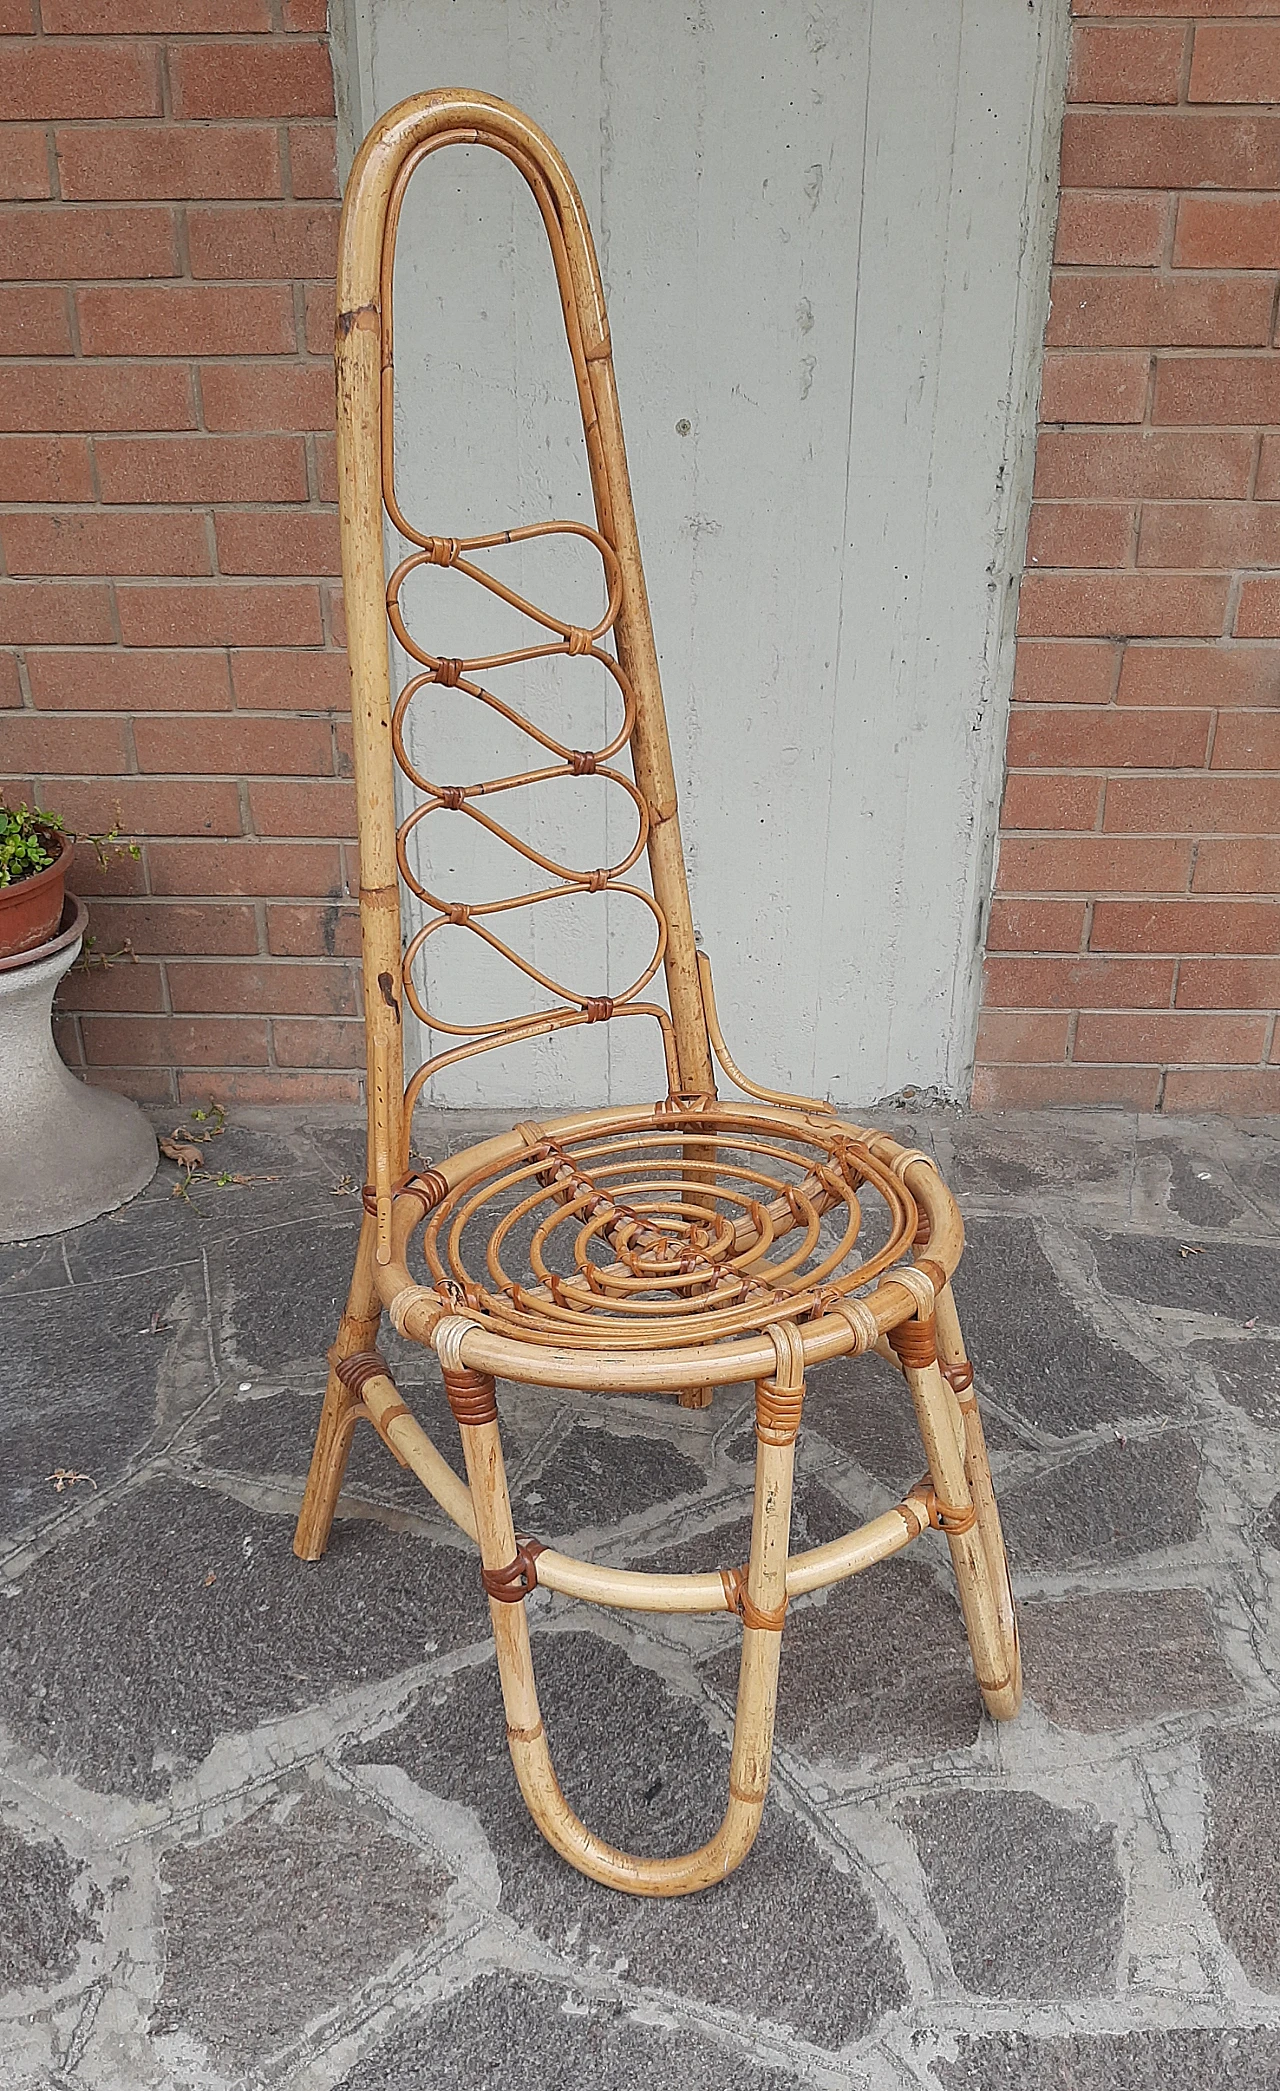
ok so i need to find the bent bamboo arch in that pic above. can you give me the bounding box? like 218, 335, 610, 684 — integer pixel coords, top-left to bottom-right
296, 89, 1022, 1898
335, 90, 717, 1272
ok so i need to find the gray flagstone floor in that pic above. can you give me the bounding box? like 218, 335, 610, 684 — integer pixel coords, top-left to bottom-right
2, 1104, 1280, 2090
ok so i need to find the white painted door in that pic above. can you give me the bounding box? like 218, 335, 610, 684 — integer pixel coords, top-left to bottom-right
337, 0, 1067, 1111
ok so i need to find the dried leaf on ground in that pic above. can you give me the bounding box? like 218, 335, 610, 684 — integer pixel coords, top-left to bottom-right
159, 1135, 205, 1171
46, 1469, 95, 1493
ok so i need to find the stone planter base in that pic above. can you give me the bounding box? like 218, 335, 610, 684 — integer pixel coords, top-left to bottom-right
0, 896, 157, 1242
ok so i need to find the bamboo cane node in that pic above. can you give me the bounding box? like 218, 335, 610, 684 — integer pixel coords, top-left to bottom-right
728, 1774, 767, 1806
335, 1349, 392, 1397
363, 1398, 413, 1466
887, 1315, 938, 1369
481, 1537, 546, 1602
335, 300, 379, 338
896, 1492, 928, 1540
506, 1718, 545, 1745
444, 1364, 499, 1427
976, 1669, 1013, 1697
328, 1311, 380, 1367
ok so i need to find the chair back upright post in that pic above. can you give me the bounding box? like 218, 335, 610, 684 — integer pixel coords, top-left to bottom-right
334, 91, 715, 1260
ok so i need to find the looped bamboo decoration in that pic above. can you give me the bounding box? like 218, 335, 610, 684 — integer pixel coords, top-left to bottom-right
294, 88, 1022, 1902
373, 111, 678, 1113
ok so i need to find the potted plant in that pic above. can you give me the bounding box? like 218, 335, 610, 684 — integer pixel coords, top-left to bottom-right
0, 794, 157, 1242
0, 800, 72, 960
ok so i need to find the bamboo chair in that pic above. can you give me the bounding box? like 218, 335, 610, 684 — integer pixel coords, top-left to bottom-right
295, 89, 1022, 1898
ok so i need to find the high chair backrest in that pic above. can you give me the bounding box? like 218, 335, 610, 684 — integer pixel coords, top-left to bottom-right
335, 91, 717, 1243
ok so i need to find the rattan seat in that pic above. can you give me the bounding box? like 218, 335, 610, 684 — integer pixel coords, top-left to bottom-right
399, 1105, 925, 1353
295, 89, 1021, 1898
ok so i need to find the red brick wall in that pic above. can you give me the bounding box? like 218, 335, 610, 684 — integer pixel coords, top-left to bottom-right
5, 3, 1278, 1115
0, 0, 360, 1106
977, 1, 1280, 1114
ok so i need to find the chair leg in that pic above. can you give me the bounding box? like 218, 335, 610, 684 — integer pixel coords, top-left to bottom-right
293, 1210, 383, 1562
436, 1318, 802, 1896
933, 1278, 1021, 1714
893, 1308, 1021, 1722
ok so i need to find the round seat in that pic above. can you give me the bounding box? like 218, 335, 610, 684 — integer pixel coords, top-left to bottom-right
370, 1102, 965, 1396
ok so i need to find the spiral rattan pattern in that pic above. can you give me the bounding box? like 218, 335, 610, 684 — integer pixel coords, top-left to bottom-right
405, 1106, 918, 1350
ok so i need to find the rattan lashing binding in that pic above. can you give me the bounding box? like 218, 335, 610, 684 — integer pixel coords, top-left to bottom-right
292, 89, 1021, 1898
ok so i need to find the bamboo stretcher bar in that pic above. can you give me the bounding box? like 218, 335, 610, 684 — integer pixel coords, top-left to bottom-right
534, 1494, 930, 1609
362, 1362, 933, 1611
360, 1372, 478, 1539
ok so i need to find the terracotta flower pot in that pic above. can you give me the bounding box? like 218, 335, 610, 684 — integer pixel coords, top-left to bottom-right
0, 832, 69, 961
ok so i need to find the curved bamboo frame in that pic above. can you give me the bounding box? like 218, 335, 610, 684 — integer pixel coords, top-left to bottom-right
293, 89, 1021, 1898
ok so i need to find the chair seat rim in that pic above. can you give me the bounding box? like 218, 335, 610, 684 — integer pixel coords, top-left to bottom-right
375, 1098, 962, 1393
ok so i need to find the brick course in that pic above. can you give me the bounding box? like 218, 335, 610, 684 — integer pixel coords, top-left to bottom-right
0, 3, 357, 1105
978, 0, 1280, 1111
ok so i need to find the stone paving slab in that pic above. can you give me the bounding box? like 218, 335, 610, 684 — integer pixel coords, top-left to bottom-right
342, 1972, 800, 2090
1, 1103, 1279, 2089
